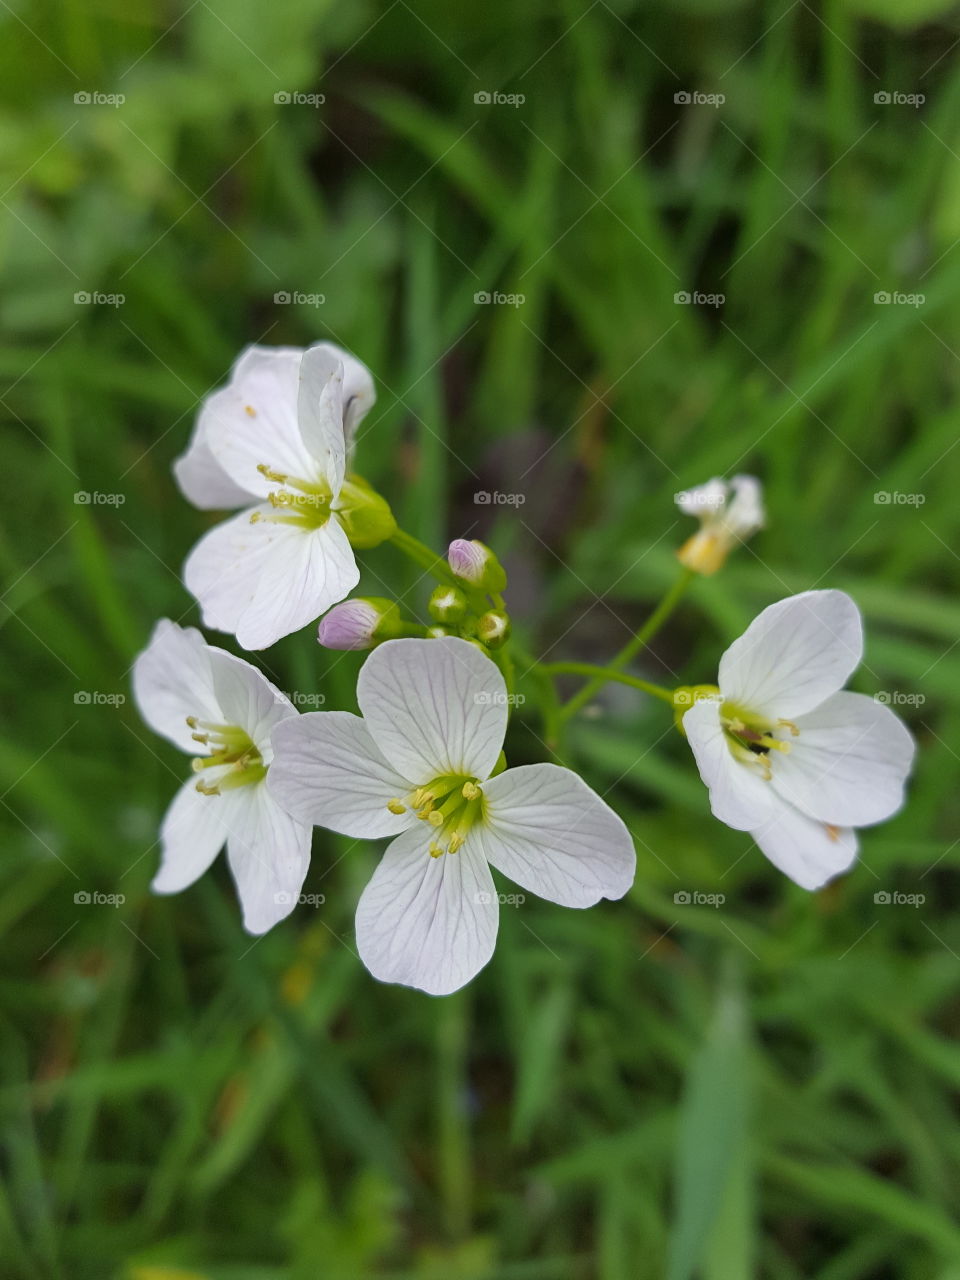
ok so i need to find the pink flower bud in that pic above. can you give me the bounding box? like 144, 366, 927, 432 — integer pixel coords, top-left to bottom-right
318, 599, 387, 650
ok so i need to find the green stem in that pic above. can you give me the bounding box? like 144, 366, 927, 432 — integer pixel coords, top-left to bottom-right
556, 568, 695, 724
543, 663, 675, 705
390, 528, 457, 583
437, 992, 471, 1239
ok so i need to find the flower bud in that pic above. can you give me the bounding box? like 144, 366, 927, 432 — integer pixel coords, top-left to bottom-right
447, 538, 507, 593
476, 609, 511, 649
675, 475, 764, 575
428, 584, 468, 624
318, 598, 402, 650
336, 476, 397, 549
426, 624, 455, 639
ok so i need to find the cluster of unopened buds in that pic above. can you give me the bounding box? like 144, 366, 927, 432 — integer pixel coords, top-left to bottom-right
132, 341, 917, 995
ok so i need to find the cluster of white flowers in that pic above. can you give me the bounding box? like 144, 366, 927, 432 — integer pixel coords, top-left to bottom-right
131, 341, 917, 996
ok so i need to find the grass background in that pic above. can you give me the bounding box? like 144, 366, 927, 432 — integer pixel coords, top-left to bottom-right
3, 0, 960, 1276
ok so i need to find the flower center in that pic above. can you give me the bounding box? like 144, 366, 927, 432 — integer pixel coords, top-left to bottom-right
250, 464, 332, 531
187, 716, 266, 795
385, 774, 485, 857
719, 702, 799, 781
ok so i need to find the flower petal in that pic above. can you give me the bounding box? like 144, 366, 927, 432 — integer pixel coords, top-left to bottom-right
474, 763, 635, 906
202, 346, 319, 501
297, 345, 346, 495
355, 824, 498, 995
206, 649, 296, 760
132, 619, 222, 753
174, 433, 253, 510
183, 508, 359, 650
770, 690, 915, 827
683, 696, 776, 831
357, 637, 508, 782
751, 799, 858, 891
223, 784, 312, 934
152, 777, 229, 893
268, 712, 415, 838
719, 590, 863, 719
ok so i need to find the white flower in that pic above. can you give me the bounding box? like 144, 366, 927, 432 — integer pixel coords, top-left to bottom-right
132, 619, 311, 933
176, 343, 378, 650
682, 590, 915, 890
267, 637, 636, 995
676, 474, 764, 574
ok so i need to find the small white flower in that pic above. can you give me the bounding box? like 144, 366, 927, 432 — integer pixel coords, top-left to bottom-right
682, 590, 915, 890
676, 474, 764, 574
268, 637, 636, 995
132, 619, 311, 933
176, 343, 377, 650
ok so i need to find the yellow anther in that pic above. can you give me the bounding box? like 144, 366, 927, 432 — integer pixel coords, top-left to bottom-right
386, 799, 407, 815
428, 843, 444, 859
778, 719, 800, 736
257, 463, 288, 484
244, 405, 257, 417
195, 779, 221, 796
462, 782, 481, 800
428, 811, 444, 828
191, 732, 209, 745
185, 716, 199, 728
448, 832, 465, 853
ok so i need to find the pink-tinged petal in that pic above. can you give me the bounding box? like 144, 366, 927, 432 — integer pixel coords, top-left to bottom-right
183, 508, 359, 651
473, 764, 635, 906
132, 619, 222, 753
203, 347, 319, 500
683, 696, 776, 831
769, 690, 915, 827
355, 824, 498, 995
268, 712, 414, 838
297, 346, 346, 495
317, 599, 381, 650
206, 649, 297, 760
152, 778, 229, 893
719, 590, 863, 720
223, 784, 312, 934
751, 799, 858, 891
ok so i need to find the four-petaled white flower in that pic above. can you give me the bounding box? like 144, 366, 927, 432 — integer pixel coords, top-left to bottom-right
682, 590, 915, 890
132, 619, 311, 933
176, 343, 377, 650
268, 637, 636, 995
676, 474, 764, 574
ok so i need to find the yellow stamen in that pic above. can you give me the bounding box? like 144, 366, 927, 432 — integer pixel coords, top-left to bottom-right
386, 799, 407, 815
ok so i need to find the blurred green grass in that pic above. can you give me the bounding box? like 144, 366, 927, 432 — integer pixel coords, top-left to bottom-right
2, 0, 960, 1277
